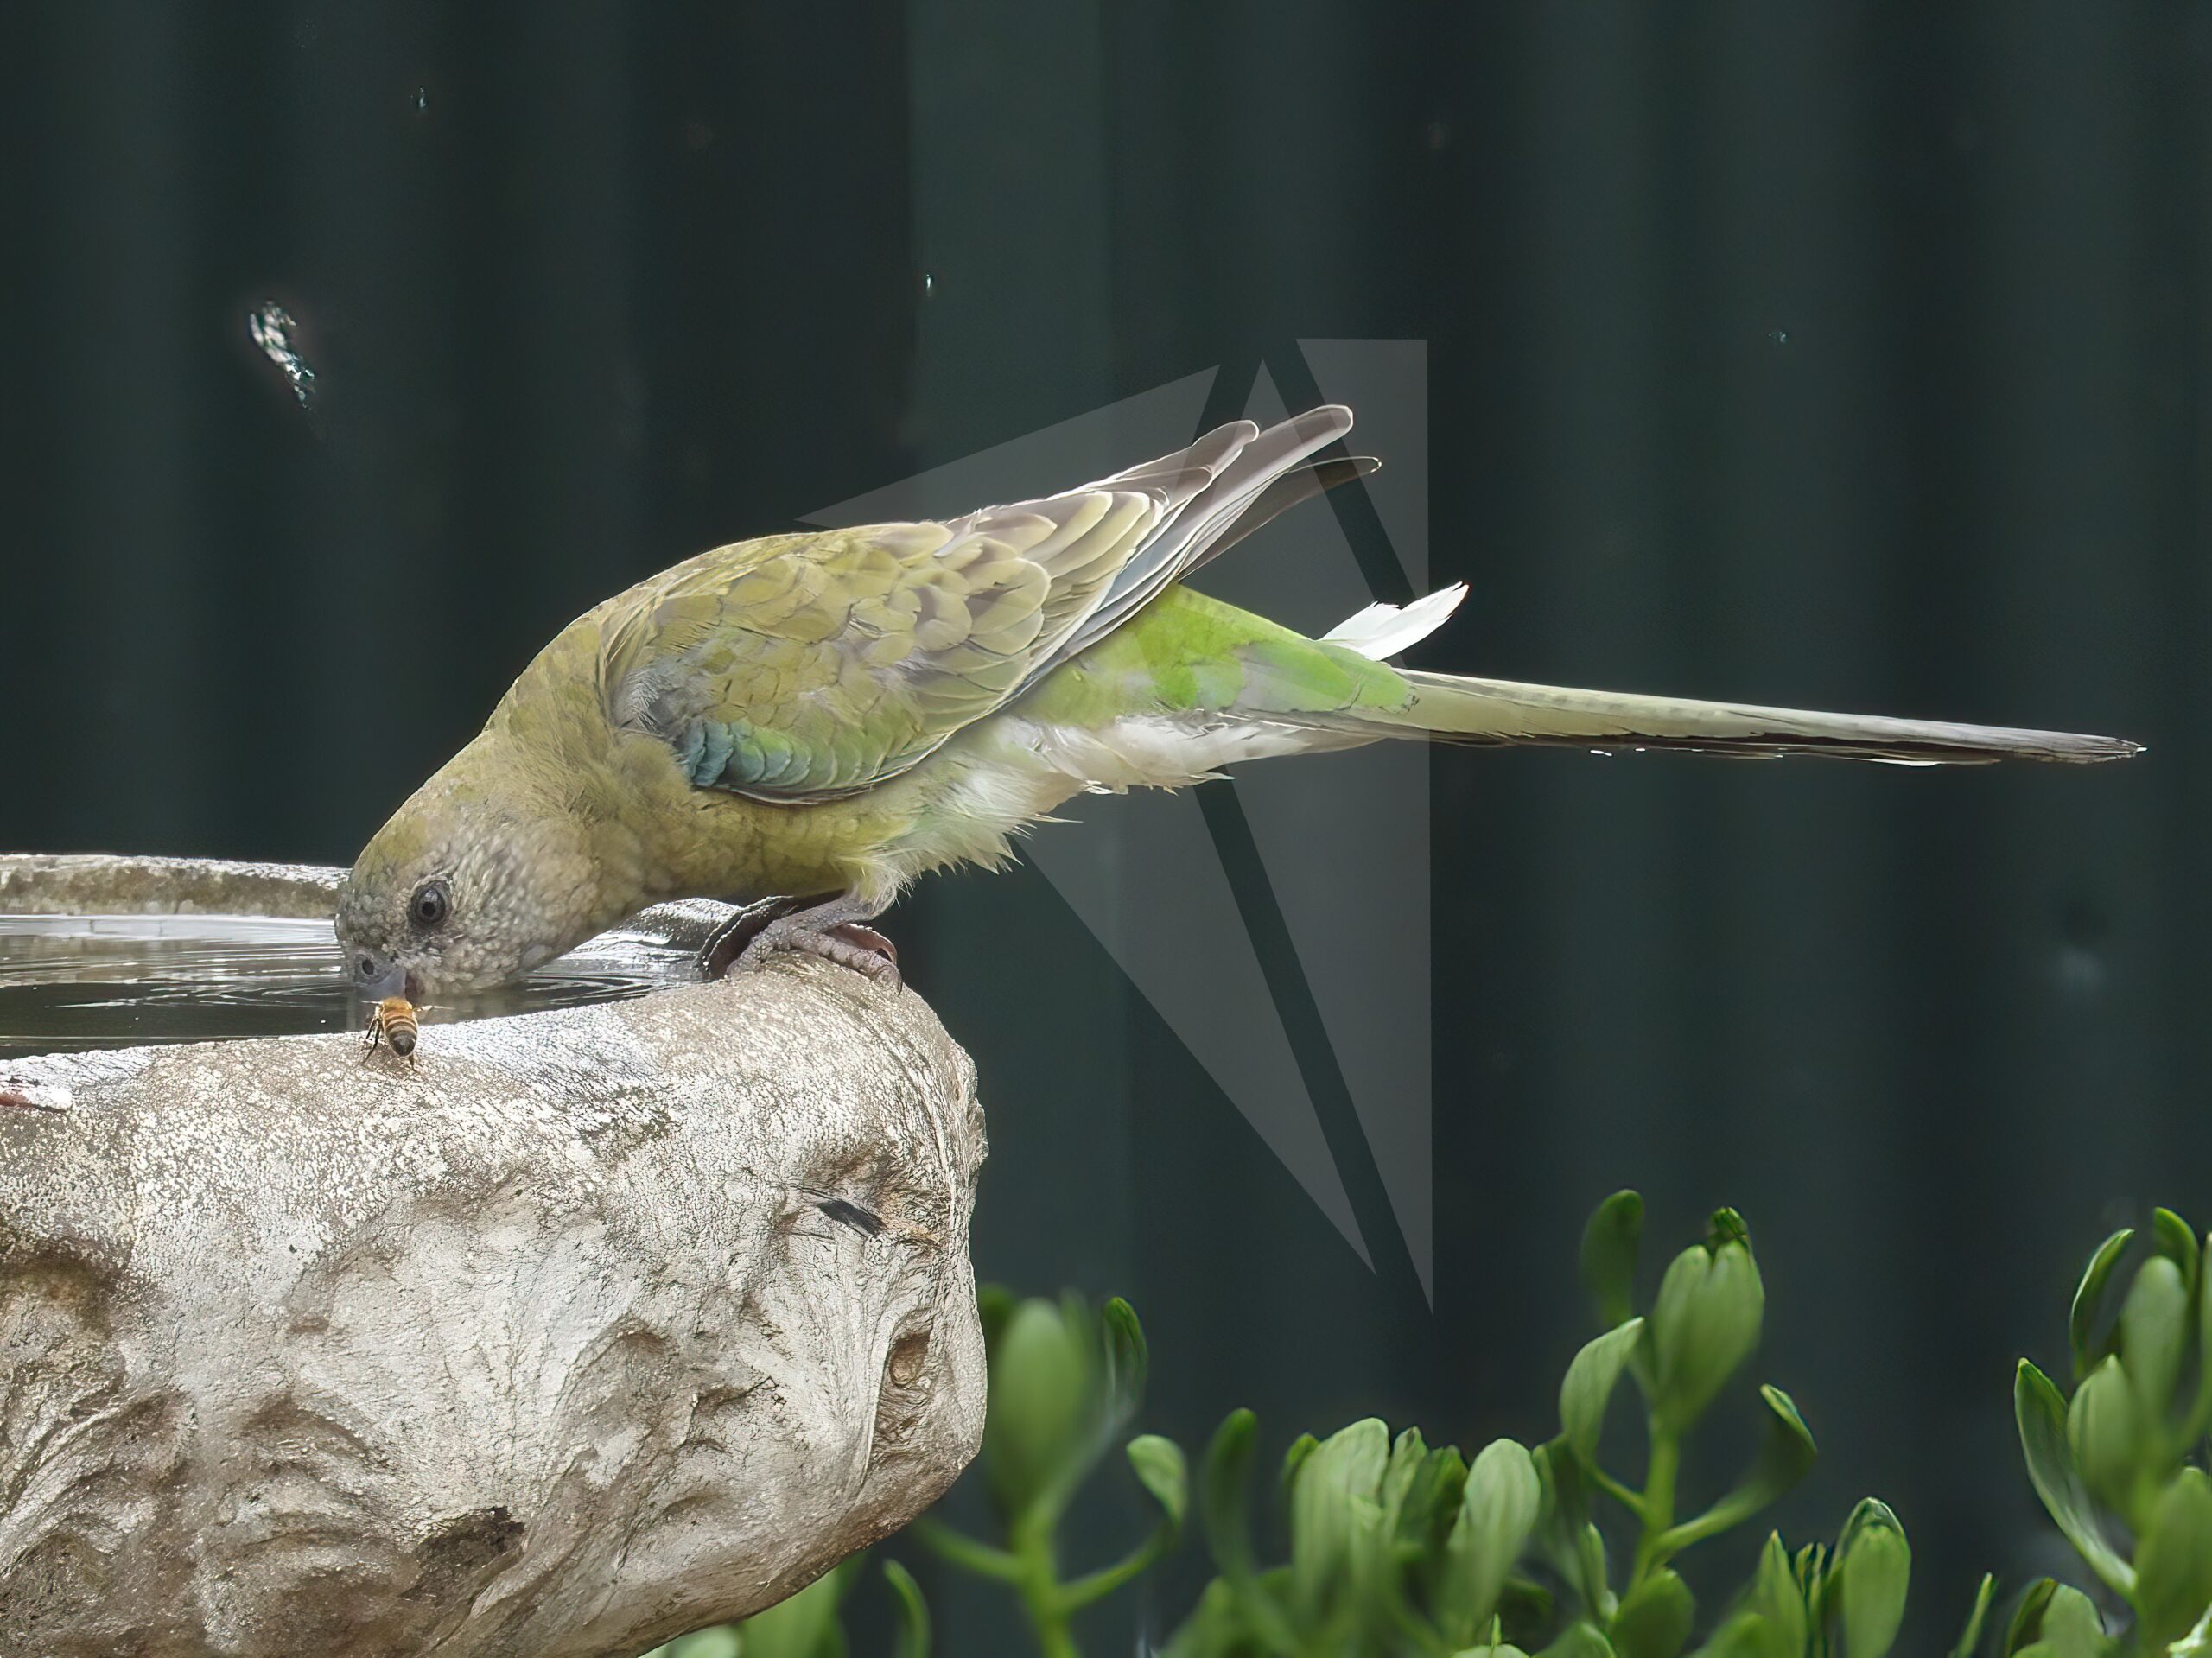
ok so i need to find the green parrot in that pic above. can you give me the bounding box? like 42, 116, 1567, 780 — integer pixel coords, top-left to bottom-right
337, 405, 2138, 998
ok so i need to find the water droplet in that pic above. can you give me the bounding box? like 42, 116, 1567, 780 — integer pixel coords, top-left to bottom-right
247, 300, 317, 416
922, 271, 935, 298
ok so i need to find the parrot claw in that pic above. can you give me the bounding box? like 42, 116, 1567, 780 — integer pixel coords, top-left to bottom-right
699, 896, 899, 986
777, 923, 901, 986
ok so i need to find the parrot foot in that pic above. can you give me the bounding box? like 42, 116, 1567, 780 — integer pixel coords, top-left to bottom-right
700, 895, 899, 986
768, 922, 900, 984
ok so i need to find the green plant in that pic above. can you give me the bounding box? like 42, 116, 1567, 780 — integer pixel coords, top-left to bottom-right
909, 1288, 1188, 1658
2009, 1209, 2212, 1656
1157, 1196, 1930, 1658
641, 1199, 2212, 1658
631, 1289, 1179, 1658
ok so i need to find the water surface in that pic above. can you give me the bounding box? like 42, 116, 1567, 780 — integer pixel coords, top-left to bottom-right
0, 912, 700, 1063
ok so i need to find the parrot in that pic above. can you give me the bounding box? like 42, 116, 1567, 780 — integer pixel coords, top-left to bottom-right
336, 404, 2139, 1000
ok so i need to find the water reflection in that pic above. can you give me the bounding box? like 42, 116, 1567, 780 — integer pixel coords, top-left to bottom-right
0, 912, 699, 1061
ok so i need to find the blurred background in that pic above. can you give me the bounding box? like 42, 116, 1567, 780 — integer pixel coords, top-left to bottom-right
2, 1, 2203, 1648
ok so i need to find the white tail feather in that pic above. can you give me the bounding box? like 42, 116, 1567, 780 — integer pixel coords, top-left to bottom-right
1325, 584, 1469, 660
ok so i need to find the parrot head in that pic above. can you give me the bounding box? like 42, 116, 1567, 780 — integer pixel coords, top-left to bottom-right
336, 750, 611, 1000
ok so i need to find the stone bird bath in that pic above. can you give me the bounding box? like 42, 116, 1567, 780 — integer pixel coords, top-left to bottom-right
0, 854, 988, 1656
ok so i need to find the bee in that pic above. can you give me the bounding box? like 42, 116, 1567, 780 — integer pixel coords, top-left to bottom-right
362, 995, 420, 1064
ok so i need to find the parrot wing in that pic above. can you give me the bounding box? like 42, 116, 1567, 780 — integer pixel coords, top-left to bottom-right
598, 407, 1357, 801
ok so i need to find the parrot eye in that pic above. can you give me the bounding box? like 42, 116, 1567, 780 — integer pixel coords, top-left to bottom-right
409, 880, 451, 929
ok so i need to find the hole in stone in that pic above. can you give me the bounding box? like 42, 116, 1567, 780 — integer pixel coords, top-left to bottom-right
887, 1326, 931, 1388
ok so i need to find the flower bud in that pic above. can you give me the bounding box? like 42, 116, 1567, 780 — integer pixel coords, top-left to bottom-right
1836, 1499, 1911, 1658
1648, 1210, 1765, 1431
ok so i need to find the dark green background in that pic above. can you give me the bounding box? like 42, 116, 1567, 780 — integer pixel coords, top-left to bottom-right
3, 2, 2202, 1648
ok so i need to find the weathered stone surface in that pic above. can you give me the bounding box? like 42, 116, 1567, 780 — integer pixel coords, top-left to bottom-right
0, 857, 988, 1656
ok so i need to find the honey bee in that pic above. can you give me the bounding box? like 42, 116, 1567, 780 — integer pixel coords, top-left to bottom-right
362, 995, 420, 1064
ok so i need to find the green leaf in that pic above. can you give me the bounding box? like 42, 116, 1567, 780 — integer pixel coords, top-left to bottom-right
1742, 1531, 1808, 1658
2064, 1356, 2139, 1513
1343, 1490, 1397, 1629
1534, 1441, 1585, 1548
2024, 1584, 2107, 1658
2194, 1235, 2212, 1441
882, 1560, 930, 1658
1791, 1541, 1831, 1626
1562, 1318, 1648, 1464
1099, 1296, 1150, 1434
2120, 1255, 2190, 1424
1200, 1408, 1258, 1580
1540, 1625, 1617, 1658
1290, 1419, 1389, 1619
1060, 1436, 1193, 1614
2002, 1580, 2056, 1658
1280, 1432, 1320, 1502
1157, 1579, 1247, 1658
2135, 1467, 2212, 1650
2014, 1360, 2133, 1594
1649, 1221, 1764, 1432
982, 1299, 1095, 1522
1129, 1434, 1189, 1528
1655, 1387, 1817, 1555
731, 1558, 856, 1658
1693, 1521, 1791, 1654
1395, 1439, 1471, 1553
665, 1629, 742, 1658
1610, 1570, 1695, 1658
1952, 1573, 1995, 1658
1582, 1191, 1646, 1330
1688, 1614, 1776, 1658
1579, 1527, 1615, 1623
1379, 1426, 1434, 1558
2069, 1229, 2134, 1382
2171, 1607, 2212, 1658
1835, 1499, 1910, 1658
2152, 1210, 2198, 1286
1534, 1440, 1616, 1621
1439, 1439, 1543, 1643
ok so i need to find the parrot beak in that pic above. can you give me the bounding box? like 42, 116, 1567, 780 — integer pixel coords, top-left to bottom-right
349, 950, 410, 1003
358, 966, 408, 1002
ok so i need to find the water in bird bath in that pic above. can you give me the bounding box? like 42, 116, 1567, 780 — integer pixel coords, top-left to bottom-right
0, 912, 702, 1063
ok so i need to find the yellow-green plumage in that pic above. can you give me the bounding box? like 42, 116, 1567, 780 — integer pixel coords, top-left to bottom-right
336, 405, 2136, 996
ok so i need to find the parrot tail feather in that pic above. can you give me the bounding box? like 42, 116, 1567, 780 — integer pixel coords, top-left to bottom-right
1375, 671, 2141, 765
1324, 583, 1469, 660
